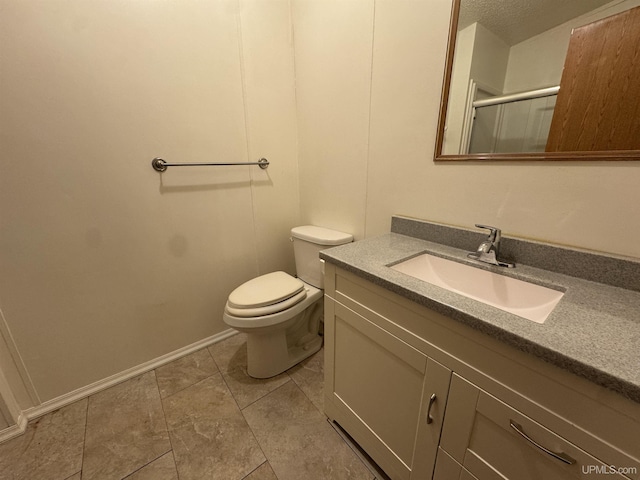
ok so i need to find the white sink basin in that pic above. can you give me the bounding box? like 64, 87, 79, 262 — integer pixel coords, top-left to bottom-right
390, 253, 564, 323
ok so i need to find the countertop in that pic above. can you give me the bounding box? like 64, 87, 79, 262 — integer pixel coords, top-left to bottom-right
320, 232, 640, 403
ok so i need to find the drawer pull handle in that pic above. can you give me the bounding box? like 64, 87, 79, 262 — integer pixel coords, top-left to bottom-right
509, 420, 576, 465
426, 393, 437, 424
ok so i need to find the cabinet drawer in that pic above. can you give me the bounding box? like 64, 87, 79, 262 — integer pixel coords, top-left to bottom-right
441, 374, 637, 480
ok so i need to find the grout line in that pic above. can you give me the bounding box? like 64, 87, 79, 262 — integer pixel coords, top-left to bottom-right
160, 371, 223, 402
239, 460, 270, 480
238, 376, 293, 412
207, 337, 250, 412
205, 342, 224, 378
286, 353, 324, 415
218, 345, 274, 478
153, 369, 180, 480
120, 450, 174, 480
155, 348, 220, 402
62, 471, 82, 480
78, 395, 90, 478
240, 426, 269, 480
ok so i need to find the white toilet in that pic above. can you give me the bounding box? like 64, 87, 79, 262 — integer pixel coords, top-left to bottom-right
223, 225, 353, 378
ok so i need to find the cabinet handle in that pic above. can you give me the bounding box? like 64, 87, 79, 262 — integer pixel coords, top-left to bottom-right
426, 393, 437, 424
509, 420, 576, 465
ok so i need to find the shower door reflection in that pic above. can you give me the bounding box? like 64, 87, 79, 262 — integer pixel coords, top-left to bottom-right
469, 93, 557, 154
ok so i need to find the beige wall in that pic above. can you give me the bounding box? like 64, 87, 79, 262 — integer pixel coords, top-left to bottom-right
296, 0, 640, 260
293, 0, 374, 240
2, 0, 640, 410
0, 0, 299, 403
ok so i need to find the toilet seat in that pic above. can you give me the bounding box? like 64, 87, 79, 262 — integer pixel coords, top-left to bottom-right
224, 282, 322, 330
225, 288, 307, 317
226, 271, 307, 317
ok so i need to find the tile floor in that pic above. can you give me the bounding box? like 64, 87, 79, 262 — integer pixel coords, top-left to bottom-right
0, 333, 385, 480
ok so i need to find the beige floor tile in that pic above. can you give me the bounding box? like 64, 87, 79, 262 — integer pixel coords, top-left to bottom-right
82, 371, 171, 480
287, 347, 325, 411
245, 461, 279, 480
0, 331, 386, 480
155, 348, 218, 398
163, 373, 265, 480
0, 399, 87, 480
125, 452, 178, 480
208, 333, 290, 409
242, 381, 373, 480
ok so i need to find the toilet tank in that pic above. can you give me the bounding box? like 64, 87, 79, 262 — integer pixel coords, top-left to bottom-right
291, 226, 353, 289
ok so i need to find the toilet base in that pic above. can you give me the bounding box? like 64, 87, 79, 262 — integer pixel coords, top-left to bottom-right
247, 332, 322, 379
244, 296, 324, 378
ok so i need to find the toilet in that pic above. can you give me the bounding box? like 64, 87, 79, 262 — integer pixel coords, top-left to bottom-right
223, 226, 353, 378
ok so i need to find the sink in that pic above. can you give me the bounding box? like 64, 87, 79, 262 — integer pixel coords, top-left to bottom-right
389, 253, 564, 323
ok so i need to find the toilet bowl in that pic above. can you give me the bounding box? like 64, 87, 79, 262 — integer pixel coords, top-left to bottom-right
223, 226, 353, 378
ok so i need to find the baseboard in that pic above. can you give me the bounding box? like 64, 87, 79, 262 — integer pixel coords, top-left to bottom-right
0, 412, 28, 444
0, 307, 41, 406
0, 328, 238, 443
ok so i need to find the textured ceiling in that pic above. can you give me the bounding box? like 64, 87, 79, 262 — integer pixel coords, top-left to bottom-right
458, 0, 613, 45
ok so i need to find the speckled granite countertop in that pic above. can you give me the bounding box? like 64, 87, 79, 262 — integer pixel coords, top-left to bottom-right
320, 219, 640, 403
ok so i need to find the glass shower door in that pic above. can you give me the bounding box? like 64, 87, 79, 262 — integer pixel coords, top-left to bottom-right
469, 92, 557, 154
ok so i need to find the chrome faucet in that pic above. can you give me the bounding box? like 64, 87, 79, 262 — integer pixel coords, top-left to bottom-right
467, 224, 515, 268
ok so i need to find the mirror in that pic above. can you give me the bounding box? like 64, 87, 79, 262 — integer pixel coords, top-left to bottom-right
435, 0, 640, 161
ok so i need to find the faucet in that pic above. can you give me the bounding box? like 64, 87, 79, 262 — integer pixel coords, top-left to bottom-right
467, 224, 515, 268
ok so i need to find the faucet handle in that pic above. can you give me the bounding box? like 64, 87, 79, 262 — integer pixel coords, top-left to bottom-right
474, 224, 501, 243
469, 224, 514, 268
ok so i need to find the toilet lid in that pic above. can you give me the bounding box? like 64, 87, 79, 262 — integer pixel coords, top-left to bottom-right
228, 271, 305, 309
225, 288, 308, 317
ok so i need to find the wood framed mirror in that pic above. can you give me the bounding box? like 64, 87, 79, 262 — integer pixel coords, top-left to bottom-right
434, 0, 640, 162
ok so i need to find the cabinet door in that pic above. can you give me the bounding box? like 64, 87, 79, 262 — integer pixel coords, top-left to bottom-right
433, 448, 480, 480
325, 301, 450, 480
411, 360, 452, 480
433, 448, 462, 479
440, 374, 631, 480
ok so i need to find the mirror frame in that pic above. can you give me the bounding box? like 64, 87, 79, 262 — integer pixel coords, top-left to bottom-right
434, 0, 640, 162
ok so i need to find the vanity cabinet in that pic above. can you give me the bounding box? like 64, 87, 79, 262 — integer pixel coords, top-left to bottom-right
323, 264, 640, 480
